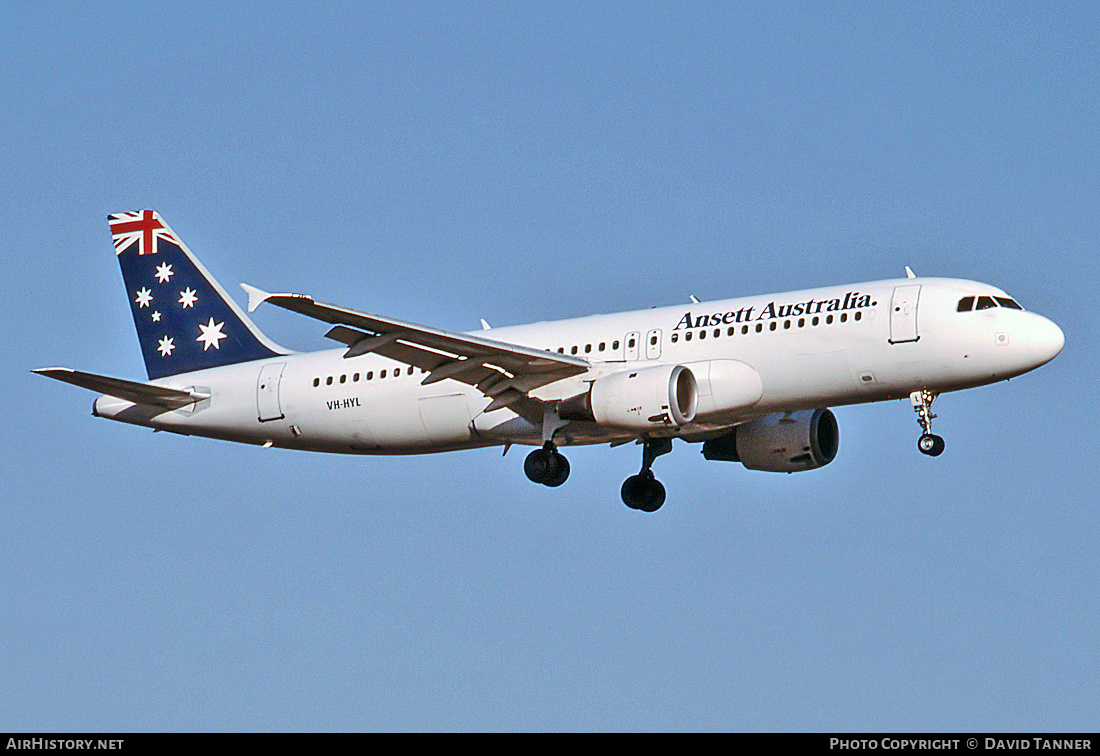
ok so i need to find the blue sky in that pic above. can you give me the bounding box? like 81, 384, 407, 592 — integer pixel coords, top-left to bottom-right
2, 2, 1097, 731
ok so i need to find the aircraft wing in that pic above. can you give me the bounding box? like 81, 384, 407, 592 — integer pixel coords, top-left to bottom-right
32, 368, 206, 409
242, 285, 591, 412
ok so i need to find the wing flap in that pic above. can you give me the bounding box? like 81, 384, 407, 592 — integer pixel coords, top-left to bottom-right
33, 368, 205, 409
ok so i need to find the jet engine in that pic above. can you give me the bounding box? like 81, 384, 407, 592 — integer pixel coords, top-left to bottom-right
559, 364, 698, 430
701, 408, 839, 472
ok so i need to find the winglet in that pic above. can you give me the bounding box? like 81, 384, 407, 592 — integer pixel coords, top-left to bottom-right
240, 283, 271, 313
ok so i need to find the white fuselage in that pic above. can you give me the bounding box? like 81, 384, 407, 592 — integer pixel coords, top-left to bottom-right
92, 277, 1064, 454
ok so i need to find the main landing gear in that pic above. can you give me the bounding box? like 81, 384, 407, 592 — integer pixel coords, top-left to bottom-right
524, 442, 570, 487
521, 410, 672, 512
911, 389, 946, 457
621, 438, 672, 512
525, 411, 571, 487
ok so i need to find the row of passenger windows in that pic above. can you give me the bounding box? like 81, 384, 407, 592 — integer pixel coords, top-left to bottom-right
312, 365, 419, 387
547, 311, 865, 356
671, 311, 862, 343
957, 295, 1022, 312
313, 310, 867, 388
556, 339, 622, 355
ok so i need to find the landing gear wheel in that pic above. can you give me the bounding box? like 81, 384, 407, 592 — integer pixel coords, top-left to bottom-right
524, 445, 570, 486
524, 448, 552, 483
543, 452, 570, 487
918, 433, 945, 457
621, 471, 666, 512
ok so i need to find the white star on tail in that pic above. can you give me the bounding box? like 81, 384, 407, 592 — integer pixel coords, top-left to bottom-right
179, 287, 198, 308
196, 317, 227, 350
135, 287, 153, 308
157, 336, 175, 356
154, 262, 174, 283
151, 310, 162, 322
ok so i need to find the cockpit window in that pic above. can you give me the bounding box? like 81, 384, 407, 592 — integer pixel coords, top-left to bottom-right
959, 294, 1024, 313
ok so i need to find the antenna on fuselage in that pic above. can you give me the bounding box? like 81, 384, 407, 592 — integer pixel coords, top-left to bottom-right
905, 266, 917, 279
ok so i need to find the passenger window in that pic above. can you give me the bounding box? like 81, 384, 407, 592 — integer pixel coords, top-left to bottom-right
742, 325, 748, 335
841, 313, 847, 322
649, 335, 657, 345
326, 376, 333, 385
380, 370, 386, 379
854, 311, 862, 321
612, 341, 620, 350
671, 333, 678, 343
957, 296, 975, 312
756, 323, 763, 333
685, 332, 692, 341
408, 367, 414, 375
769, 322, 777, 331
571, 346, 578, 355
996, 297, 1023, 310
366, 371, 373, 380
714, 328, 720, 338
340, 374, 346, 383
599, 342, 606, 351
585, 344, 592, 353
313, 378, 320, 387
353, 373, 360, 382
784, 320, 791, 329
699, 330, 706, 340
627, 338, 635, 348
976, 296, 997, 310
728, 327, 735, 336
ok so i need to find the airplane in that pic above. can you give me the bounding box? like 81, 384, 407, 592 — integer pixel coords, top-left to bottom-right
35, 210, 1065, 512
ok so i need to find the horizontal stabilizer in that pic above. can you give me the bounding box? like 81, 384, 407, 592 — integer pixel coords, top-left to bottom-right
32, 368, 206, 409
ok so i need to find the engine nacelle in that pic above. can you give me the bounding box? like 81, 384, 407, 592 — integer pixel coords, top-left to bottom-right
685, 359, 763, 417
560, 364, 698, 430
702, 408, 839, 472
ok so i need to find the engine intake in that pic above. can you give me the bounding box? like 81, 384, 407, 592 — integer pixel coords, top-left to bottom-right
560, 364, 698, 430
702, 408, 839, 472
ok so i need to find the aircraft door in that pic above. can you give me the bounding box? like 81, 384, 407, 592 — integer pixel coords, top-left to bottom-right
645, 329, 662, 359
418, 394, 473, 445
257, 362, 286, 422
889, 285, 921, 344
625, 331, 640, 361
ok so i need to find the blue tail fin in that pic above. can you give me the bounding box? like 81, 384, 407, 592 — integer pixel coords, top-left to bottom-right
109, 210, 286, 379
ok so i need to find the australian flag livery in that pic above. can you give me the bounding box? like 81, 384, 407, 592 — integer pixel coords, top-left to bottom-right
109, 210, 284, 380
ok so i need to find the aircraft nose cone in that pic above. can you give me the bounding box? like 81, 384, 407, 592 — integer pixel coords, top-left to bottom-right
1028, 316, 1065, 367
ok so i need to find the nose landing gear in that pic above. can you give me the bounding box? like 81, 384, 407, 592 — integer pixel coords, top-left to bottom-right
621, 438, 672, 512
911, 389, 945, 457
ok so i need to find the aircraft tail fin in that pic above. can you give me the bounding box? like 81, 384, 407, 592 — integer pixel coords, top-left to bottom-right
108, 210, 288, 379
